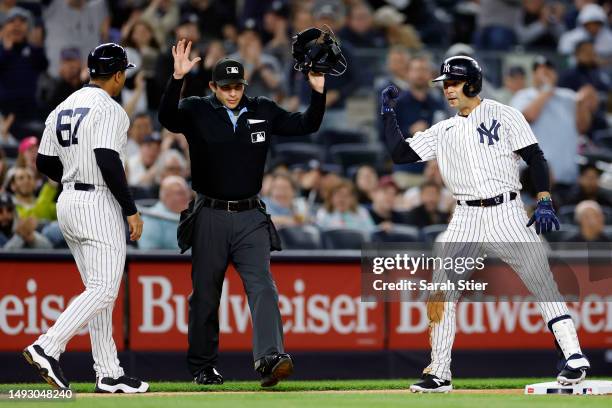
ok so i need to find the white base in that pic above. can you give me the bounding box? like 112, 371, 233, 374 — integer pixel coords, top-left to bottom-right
525, 380, 612, 395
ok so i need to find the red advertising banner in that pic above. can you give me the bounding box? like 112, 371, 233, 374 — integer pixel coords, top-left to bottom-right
0, 261, 124, 351
128, 262, 385, 351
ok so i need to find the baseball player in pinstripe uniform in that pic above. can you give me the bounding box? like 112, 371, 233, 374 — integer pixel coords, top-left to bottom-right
23, 43, 148, 393
381, 56, 590, 393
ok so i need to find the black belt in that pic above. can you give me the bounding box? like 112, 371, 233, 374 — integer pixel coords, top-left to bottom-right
200, 195, 262, 212
74, 183, 95, 191
458, 192, 517, 207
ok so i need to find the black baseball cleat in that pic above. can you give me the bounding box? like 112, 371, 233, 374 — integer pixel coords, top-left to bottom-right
410, 374, 452, 393
194, 366, 224, 385
95, 376, 149, 393
255, 353, 294, 387
557, 353, 590, 385
22, 344, 70, 390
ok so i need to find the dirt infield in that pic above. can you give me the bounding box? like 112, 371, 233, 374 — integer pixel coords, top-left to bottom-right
77, 389, 523, 397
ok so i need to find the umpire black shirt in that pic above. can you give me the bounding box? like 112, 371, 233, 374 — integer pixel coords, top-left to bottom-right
159, 77, 326, 200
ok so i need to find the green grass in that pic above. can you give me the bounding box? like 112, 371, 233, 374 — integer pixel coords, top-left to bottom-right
1, 379, 610, 408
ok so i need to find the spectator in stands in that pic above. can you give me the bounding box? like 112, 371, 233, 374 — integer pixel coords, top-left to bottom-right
563, 0, 596, 31
562, 164, 612, 207
372, 6, 422, 50
8, 166, 56, 222
395, 54, 446, 138
180, 0, 237, 42
154, 148, 189, 192
403, 181, 449, 228
568, 200, 611, 242
496, 65, 527, 105
139, 0, 179, 49
517, 0, 565, 50
510, 56, 595, 192
0, 113, 17, 147
401, 161, 455, 213
262, 1, 291, 69
38, 48, 85, 116
0, 191, 53, 249
370, 0, 442, 45
354, 165, 379, 205
368, 175, 406, 229
139, 175, 191, 250
43, 0, 109, 78
296, 159, 324, 210
338, 1, 386, 48
0, 7, 48, 139
315, 179, 375, 232
128, 133, 162, 189
127, 112, 154, 158
262, 172, 309, 228
558, 39, 610, 137
16, 136, 43, 188
375, 46, 411, 132
474, 0, 522, 50
558, 3, 612, 62
0, 147, 8, 190
228, 22, 284, 101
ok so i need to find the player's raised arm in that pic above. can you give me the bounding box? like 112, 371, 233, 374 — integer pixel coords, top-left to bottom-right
380, 85, 422, 164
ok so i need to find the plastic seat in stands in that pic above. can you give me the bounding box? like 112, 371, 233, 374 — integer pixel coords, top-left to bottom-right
274, 143, 325, 166
314, 129, 368, 147
421, 224, 449, 243
321, 228, 370, 249
278, 225, 322, 249
371, 225, 420, 243
329, 143, 384, 171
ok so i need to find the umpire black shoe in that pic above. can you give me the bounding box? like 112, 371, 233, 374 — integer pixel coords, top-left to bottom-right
22, 344, 70, 390
410, 374, 452, 393
557, 353, 590, 385
255, 353, 294, 387
95, 376, 149, 393
194, 366, 224, 385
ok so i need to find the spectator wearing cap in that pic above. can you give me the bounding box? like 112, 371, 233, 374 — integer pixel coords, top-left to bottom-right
261, 172, 310, 228
0, 7, 48, 139
510, 56, 595, 192
138, 175, 191, 250
516, 0, 565, 50
567, 200, 611, 242
158, 42, 325, 383
127, 132, 162, 188
403, 181, 449, 228
0, 191, 53, 249
368, 175, 407, 229
315, 179, 375, 233
42, 0, 109, 78
558, 3, 612, 62
16, 136, 43, 187
338, 1, 386, 48
558, 39, 610, 137
561, 164, 612, 207
496, 65, 527, 105
228, 22, 284, 101
37, 47, 85, 116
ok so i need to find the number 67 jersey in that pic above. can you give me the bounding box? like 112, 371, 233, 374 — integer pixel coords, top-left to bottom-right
38, 84, 129, 185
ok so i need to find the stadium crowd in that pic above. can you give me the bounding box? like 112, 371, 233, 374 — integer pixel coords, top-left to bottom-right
0, 0, 611, 250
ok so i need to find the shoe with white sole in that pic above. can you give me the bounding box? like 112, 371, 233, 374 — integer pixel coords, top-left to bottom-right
410, 374, 452, 393
557, 353, 590, 385
22, 344, 70, 390
95, 376, 149, 393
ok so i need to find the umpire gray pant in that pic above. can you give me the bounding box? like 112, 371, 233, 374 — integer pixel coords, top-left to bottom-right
187, 206, 284, 376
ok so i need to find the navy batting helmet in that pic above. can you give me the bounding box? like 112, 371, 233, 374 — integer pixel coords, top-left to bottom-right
431, 56, 482, 97
88, 43, 135, 76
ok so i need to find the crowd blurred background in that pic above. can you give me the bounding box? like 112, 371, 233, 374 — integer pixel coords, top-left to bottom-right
0, 0, 611, 251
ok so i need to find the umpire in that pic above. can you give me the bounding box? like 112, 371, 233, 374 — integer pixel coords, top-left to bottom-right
158, 39, 326, 387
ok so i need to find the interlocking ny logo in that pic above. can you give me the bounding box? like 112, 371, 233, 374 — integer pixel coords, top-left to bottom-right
443, 63, 450, 73
477, 119, 501, 145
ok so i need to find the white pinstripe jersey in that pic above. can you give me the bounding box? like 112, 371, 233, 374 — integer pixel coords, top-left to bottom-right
407, 99, 537, 201
38, 85, 129, 186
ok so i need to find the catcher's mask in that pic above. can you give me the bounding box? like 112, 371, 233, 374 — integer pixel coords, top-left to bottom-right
291, 26, 347, 76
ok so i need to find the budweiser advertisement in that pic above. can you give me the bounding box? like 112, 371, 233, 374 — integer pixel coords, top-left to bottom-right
0, 261, 125, 351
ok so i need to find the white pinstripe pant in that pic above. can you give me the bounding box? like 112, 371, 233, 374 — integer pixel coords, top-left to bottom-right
424, 193, 570, 380
35, 186, 126, 379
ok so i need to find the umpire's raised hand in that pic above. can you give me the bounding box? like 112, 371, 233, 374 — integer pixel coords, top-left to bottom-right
172, 39, 202, 80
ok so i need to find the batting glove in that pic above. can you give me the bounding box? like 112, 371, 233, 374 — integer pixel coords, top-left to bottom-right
527, 197, 560, 234
381, 85, 400, 115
